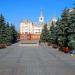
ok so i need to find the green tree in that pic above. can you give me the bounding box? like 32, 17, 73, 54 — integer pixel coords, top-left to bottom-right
40, 24, 49, 42
4, 22, 12, 45
10, 24, 18, 43
49, 21, 58, 45
0, 14, 6, 44
56, 8, 69, 47
0, 14, 18, 47
49, 6, 75, 50
68, 8, 75, 49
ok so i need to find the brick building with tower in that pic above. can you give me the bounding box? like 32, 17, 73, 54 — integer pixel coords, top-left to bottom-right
19, 11, 57, 40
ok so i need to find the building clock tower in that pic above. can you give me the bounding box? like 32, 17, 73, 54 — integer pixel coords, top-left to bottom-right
39, 10, 44, 23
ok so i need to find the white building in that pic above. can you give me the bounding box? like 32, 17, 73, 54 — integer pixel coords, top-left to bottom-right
20, 11, 57, 40
20, 11, 44, 40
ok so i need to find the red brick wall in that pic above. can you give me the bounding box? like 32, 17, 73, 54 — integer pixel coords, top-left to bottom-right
20, 33, 40, 40
20, 33, 28, 40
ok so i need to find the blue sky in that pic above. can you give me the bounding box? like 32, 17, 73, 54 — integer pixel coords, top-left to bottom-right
0, 0, 74, 30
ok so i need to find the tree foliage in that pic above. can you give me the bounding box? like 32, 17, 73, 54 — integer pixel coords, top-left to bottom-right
50, 21, 57, 44
0, 14, 18, 47
40, 24, 49, 42
49, 7, 75, 49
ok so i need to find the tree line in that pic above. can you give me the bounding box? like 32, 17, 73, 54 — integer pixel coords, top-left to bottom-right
0, 14, 18, 48
40, 6, 75, 50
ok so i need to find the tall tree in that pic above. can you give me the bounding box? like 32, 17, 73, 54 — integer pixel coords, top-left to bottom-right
68, 8, 75, 49
49, 21, 58, 44
40, 24, 49, 42
56, 8, 69, 47
4, 22, 12, 45
0, 14, 18, 47
10, 24, 18, 43
0, 14, 6, 44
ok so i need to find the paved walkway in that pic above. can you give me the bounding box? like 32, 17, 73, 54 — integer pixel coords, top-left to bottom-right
0, 43, 75, 75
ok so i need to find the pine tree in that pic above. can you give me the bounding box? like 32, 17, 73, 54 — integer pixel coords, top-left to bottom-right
5, 22, 12, 45
40, 24, 49, 42
10, 24, 17, 43
57, 8, 69, 47
0, 14, 6, 44
0, 14, 18, 48
50, 21, 57, 44
68, 8, 75, 49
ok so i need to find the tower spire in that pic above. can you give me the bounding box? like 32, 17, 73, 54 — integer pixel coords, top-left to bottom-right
39, 9, 44, 23
40, 9, 44, 16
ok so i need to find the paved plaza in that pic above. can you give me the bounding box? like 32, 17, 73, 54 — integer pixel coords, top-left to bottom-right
0, 43, 75, 75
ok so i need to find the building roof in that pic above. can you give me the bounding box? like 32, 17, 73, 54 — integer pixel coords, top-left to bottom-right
21, 19, 33, 23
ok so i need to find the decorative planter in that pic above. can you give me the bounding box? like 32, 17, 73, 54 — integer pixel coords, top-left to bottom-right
63, 47, 70, 53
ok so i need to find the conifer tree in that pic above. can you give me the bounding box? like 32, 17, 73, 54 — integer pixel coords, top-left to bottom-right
68, 8, 75, 49
0, 14, 18, 48
40, 24, 49, 42
59, 8, 69, 47
10, 24, 17, 43
50, 21, 58, 44
0, 14, 6, 44
5, 22, 12, 45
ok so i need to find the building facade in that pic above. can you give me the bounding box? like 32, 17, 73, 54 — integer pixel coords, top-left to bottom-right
20, 11, 44, 40
20, 20, 43, 40
20, 11, 57, 40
